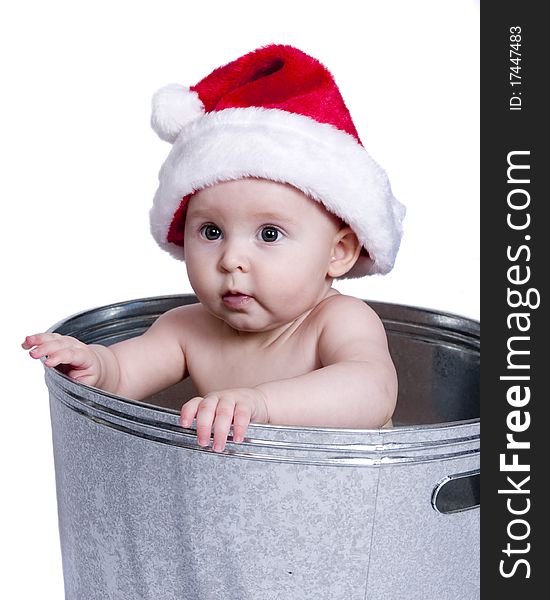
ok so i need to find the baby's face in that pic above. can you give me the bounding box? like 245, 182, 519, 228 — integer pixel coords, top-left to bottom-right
184, 178, 343, 332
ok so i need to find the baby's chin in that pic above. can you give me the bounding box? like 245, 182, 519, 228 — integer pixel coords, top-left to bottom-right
197, 300, 267, 333
221, 314, 284, 334
218, 307, 297, 335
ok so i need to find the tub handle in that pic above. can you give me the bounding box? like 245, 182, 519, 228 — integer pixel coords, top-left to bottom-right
431, 470, 479, 514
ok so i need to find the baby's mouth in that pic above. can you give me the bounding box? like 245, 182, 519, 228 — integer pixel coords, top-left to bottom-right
222, 291, 253, 309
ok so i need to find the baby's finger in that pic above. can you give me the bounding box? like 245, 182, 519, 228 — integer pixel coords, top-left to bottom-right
180, 397, 202, 428
232, 405, 252, 444
22, 333, 60, 350
28, 338, 73, 360
194, 395, 219, 447
212, 398, 237, 452
42, 346, 91, 369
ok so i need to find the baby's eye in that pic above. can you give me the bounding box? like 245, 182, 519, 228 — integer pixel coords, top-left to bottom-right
259, 226, 283, 243
200, 224, 223, 240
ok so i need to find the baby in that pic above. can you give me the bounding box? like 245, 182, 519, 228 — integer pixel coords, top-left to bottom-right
23, 44, 405, 452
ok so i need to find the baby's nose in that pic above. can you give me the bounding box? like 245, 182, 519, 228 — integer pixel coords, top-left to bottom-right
218, 243, 250, 273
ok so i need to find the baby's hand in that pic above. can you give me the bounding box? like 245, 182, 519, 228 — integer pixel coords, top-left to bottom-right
22, 333, 102, 387
180, 388, 269, 452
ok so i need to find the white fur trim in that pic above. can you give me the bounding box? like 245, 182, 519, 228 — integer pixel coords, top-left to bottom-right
150, 107, 405, 276
151, 84, 205, 143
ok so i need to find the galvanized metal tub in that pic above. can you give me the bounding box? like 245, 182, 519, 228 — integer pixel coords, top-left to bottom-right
45, 294, 479, 600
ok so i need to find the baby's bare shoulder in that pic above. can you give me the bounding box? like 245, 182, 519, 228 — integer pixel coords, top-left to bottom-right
157, 302, 209, 323
313, 294, 390, 364
315, 293, 384, 332
148, 302, 219, 340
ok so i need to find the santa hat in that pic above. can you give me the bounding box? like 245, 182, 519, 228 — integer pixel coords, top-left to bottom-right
150, 44, 405, 277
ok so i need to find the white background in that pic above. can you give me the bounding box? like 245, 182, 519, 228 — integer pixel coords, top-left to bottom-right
2, 1, 479, 596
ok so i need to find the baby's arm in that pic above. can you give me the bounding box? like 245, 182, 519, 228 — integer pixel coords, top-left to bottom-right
23, 308, 188, 400
259, 296, 397, 428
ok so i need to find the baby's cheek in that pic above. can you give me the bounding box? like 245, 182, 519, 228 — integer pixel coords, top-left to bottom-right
186, 262, 212, 294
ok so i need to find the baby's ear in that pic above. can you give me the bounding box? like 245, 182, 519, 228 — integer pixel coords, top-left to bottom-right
327, 227, 362, 278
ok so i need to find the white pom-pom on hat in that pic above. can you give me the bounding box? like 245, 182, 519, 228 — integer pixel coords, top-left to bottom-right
151, 84, 205, 143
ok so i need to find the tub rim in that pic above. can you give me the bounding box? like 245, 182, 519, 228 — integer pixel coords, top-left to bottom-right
47, 369, 479, 466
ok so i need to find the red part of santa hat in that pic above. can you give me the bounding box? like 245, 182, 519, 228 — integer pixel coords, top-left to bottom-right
150, 44, 405, 277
